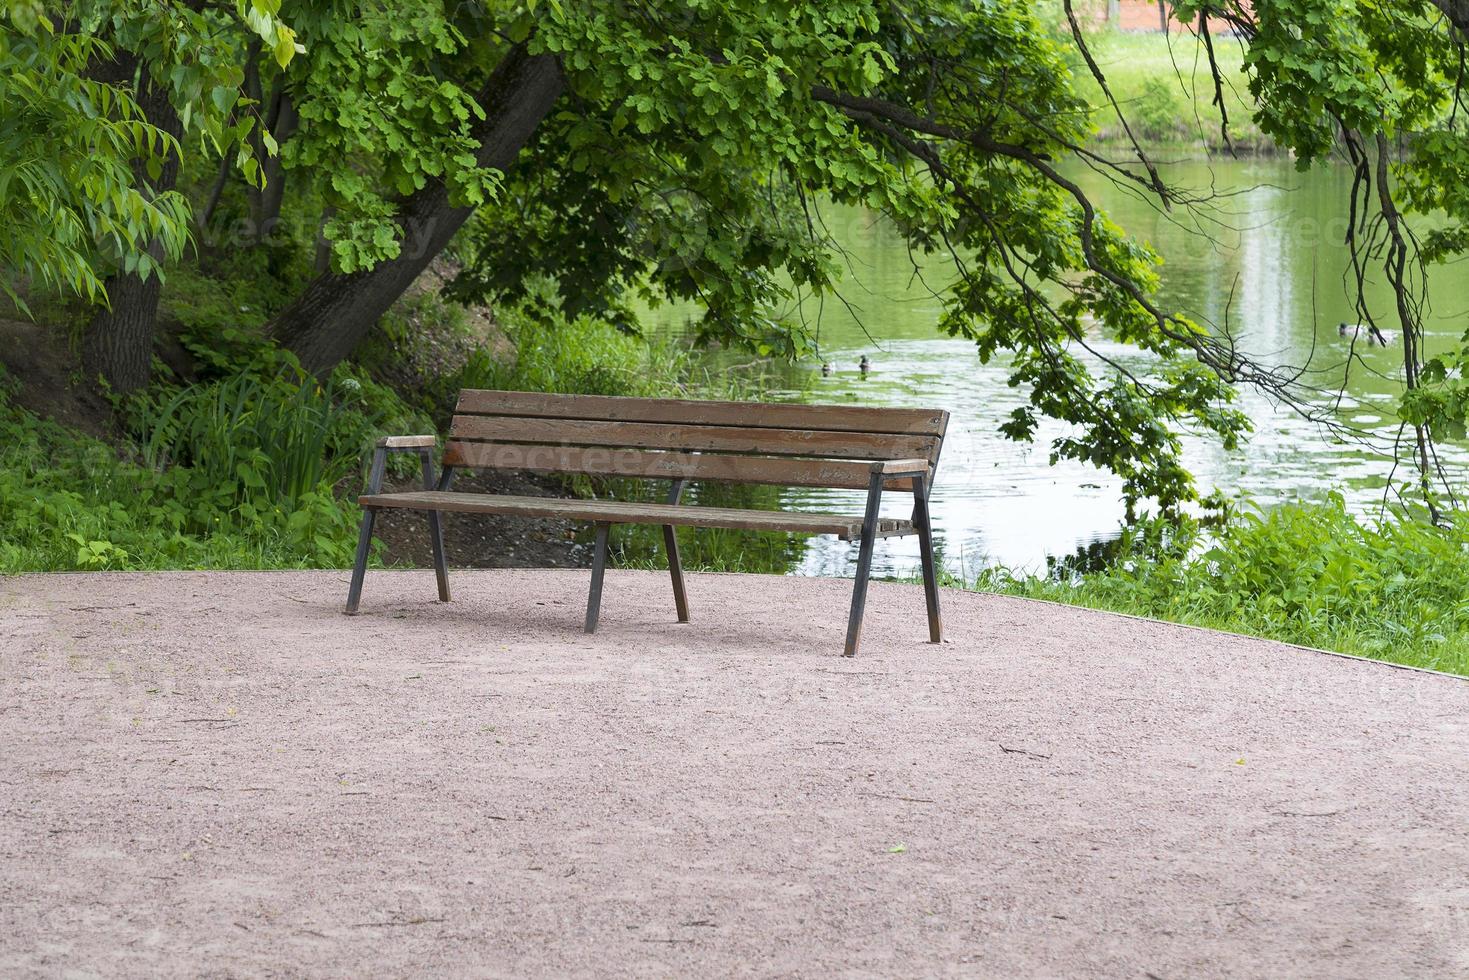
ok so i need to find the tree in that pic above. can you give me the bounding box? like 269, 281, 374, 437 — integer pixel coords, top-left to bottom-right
0, 0, 297, 393
268, 37, 564, 371
80, 50, 185, 394
252, 1, 1269, 509
13, 0, 1469, 513
0, 10, 189, 318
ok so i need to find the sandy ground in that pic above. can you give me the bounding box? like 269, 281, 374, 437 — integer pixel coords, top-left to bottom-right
2, 569, 1468, 978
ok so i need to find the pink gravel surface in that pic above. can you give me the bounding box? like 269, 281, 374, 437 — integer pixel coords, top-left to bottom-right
2, 569, 1468, 978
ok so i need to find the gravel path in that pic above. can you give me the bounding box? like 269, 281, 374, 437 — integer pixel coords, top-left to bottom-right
3, 569, 1467, 977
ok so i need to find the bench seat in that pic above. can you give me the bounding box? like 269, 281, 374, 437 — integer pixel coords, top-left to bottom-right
345, 389, 950, 655
359, 491, 914, 541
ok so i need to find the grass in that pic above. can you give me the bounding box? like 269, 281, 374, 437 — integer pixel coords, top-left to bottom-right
127, 371, 374, 506
967, 496, 1469, 677
453, 302, 769, 403
1067, 30, 1267, 149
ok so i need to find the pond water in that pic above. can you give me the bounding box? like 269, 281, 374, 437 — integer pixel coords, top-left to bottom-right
645, 159, 1469, 578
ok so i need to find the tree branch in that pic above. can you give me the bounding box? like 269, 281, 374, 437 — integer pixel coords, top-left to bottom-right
1429, 0, 1469, 39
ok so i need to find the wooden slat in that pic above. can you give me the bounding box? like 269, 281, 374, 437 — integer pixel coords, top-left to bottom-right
449, 416, 939, 462
871, 457, 933, 474
455, 389, 949, 436
358, 491, 914, 541
377, 434, 436, 448
441, 442, 922, 490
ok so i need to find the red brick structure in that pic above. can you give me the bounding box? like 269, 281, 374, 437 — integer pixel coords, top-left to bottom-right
1117, 0, 1172, 32
1075, 1, 1250, 34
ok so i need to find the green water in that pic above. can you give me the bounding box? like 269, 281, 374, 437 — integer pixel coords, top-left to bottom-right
646, 159, 1469, 577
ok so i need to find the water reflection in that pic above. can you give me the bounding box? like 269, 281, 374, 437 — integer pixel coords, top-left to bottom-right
643, 159, 1469, 577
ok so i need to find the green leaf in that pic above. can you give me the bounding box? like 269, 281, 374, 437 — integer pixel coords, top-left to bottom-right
236, 463, 266, 489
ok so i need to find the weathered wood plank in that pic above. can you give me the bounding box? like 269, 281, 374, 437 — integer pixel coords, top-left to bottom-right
441, 441, 923, 490
870, 457, 934, 474
377, 434, 436, 448
448, 416, 940, 461
357, 491, 914, 540
455, 389, 949, 436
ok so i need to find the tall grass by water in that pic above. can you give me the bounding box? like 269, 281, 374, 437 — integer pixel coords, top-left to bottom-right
452, 305, 776, 403
973, 496, 1469, 676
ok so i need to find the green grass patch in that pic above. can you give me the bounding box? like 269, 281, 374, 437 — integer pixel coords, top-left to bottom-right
972, 495, 1469, 676
453, 303, 763, 402
1067, 30, 1266, 149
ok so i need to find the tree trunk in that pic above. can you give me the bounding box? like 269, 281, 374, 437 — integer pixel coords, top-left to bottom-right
271, 45, 564, 374
82, 59, 182, 395
198, 144, 233, 231
252, 92, 295, 237
1159, 2, 1169, 33
245, 54, 298, 244
84, 263, 168, 395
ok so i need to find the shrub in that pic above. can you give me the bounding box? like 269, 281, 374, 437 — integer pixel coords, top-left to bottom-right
0, 367, 366, 571
457, 309, 662, 397
980, 495, 1469, 675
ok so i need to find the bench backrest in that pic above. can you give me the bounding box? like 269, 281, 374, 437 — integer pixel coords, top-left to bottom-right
441, 390, 949, 491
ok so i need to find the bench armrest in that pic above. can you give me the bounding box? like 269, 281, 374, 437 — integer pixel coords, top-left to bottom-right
377, 434, 437, 450
364, 436, 440, 494
870, 458, 930, 476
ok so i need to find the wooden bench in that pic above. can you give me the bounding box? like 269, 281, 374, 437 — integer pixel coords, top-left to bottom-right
346, 390, 948, 656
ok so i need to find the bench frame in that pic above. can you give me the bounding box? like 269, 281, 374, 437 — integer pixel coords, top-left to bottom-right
345, 394, 945, 657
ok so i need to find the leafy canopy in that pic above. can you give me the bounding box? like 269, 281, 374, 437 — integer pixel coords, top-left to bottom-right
450, 0, 1250, 510
0, 0, 297, 311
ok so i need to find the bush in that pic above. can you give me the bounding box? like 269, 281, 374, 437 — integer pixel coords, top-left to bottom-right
0, 367, 370, 572
457, 308, 670, 397
1129, 76, 1186, 141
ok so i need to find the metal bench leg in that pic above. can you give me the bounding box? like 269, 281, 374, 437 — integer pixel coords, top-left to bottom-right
664, 479, 689, 623
345, 445, 389, 615
843, 472, 886, 657
912, 473, 942, 643
346, 507, 376, 615
585, 521, 612, 633
428, 513, 450, 602
427, 464, 454, 603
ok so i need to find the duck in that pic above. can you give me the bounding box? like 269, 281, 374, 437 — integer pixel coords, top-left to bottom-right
859, 354, 871, 375
1338, 322, 1393, 346
821, 361, 832, 377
